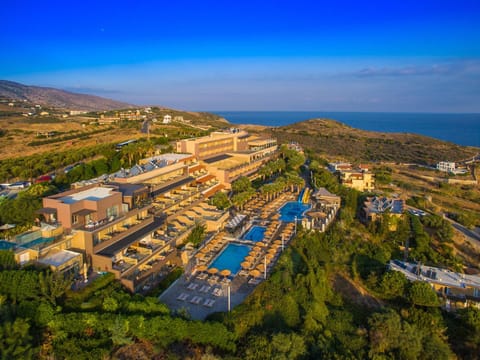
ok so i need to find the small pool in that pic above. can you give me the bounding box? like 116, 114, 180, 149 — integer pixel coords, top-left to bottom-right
279, 202, 311, 222
209, 243, 251, 275
0, 240, 16, 250
242, 226, 266, 242
21, 237, 54, 249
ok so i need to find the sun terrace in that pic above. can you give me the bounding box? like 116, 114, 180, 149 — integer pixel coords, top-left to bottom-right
159, 189, 312, 319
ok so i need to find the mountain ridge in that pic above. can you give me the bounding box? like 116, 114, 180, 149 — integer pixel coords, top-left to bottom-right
0, 80, 134, 111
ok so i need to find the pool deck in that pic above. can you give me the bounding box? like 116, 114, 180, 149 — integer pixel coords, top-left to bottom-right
159, 272, 259, 320
159, 190, 301, 319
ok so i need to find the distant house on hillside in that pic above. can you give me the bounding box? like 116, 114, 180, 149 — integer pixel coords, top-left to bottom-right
163, 114, 172, 124
437, 161, 456, 173
362, 196, 404, 229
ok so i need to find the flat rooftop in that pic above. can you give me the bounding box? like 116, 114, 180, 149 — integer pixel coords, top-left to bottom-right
38, 249, 81, 267
203, 154, 232, 164
59, 187, 115, 204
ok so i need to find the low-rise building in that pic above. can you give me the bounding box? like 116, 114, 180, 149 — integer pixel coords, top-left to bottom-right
362, 196, 404, 222
339, 170, 375, 192
437, 161, 456, 173
389, 260, 480, 309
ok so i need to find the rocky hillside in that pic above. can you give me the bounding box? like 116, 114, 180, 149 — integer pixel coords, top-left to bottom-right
264, 119, 477, 164
0, 80, 133, 111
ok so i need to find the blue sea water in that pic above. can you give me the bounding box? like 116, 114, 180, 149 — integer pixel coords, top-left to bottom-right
212, 111, 480, 147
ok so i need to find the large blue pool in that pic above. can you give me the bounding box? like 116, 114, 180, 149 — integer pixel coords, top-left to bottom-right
242, 226, 266, 242
279, 202, 311, 222
209, 243, 251, 275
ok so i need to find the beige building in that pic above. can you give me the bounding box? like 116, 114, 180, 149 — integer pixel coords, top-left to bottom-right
176, 131, 277, 188
339, 170, 375, 192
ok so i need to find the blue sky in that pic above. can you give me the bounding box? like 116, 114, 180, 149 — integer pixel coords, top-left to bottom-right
1, 0, 480, 111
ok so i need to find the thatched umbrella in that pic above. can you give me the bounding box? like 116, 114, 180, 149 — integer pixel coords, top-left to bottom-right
273, 240, 282, 245
249, 269, 261, 278
195, 252, 206, 259
266, 253, 275, 259
220, 269, 231, 277
245, 255, 255, 262
253, 246, 262, 252
241, 261, 252, 269
208, 267, 219, 274
196, 265, 208, 272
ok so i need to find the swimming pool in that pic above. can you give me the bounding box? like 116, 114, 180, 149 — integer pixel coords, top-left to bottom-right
279, 202, 311, 222
21, 237, 55, 249
242, 226, 266, 242
209, 243, 251, 275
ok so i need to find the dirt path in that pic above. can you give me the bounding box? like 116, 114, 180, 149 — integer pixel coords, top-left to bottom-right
332, 273, 384, 309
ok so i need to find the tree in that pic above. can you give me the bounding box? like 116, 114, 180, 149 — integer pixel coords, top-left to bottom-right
0, 319, 34, 360
209, 192, 230, 210
270, 333, 306, 360
231, 176, 252, 194
0, 250, 16, 270
408, 281, 440, 307
379, 270, 408, 299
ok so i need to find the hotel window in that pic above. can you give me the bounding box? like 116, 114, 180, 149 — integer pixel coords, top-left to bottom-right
106, 206, 118, 219
72, 215, 79, 224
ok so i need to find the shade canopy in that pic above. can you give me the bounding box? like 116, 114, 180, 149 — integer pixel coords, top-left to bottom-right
196, 265, 208, 272
250, 269, 261, 278
208, 267, 219, 274
220, 269, 231, 277
241, 261, 252, 269
195, 252, 206, 259
0, 224, 15, 230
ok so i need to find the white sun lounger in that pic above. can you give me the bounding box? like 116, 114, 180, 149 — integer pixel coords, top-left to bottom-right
187, 283, 199, 291
177, 293, 189, 301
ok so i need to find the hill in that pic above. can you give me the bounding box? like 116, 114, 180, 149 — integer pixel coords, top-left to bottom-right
262, 119, 477, 164
0, 80, 133, 111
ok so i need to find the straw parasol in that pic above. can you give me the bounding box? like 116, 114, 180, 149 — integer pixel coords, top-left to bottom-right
266, 253, 275, 259
257, 241, 267, 247
196, 265, 208, 272
249, 250, 258, 257
245, 255, 255, 262
253, 246, 262, 252
241, 261, 252, 269
220, 269, 231, 277
249, 269, 261, 278
273, 240, 282, 245
195, 252, 206, 259
256, 264, 266, 272
208, 267, 219, 274
268, 248, 278, 254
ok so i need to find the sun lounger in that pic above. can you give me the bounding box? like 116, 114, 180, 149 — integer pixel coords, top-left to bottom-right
187, 283, 199, 291
203, 298, 216, 307
189, 295, 203, 304
177, 293, 189, 301
201, 285, 211, 293
212, 287, 223, 297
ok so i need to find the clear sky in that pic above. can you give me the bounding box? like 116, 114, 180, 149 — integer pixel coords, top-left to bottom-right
1, 0, 480, 112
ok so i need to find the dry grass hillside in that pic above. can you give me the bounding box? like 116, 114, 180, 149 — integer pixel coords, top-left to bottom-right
261, 119, 477, 164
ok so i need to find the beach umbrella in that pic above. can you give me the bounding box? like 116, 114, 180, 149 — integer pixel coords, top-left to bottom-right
256, 264, 266, 272
253, 246, 262, 252
241, 261, 252, 269
195, 252, 206, 259
250, 269, 261, 278
249, 250, 258, 257
268, 248, 278, 254
257, 242, 267, 247
208, 267, 219, 274
196, 265, 208, 272
266, 253, 275, 259
220, 269, 231, 277
273, 240, 282, 245
245, 255, 255, 262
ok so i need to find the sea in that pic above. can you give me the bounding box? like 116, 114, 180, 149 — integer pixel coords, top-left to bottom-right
211, 111, 480, 147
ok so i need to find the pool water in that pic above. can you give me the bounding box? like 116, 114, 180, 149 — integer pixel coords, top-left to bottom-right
242, 226, 266, 242
209, 243, 251, 274
279, 202, 311, 222
22, 237, 55, 249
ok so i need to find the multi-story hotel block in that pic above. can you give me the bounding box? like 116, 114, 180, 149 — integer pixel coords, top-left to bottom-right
176, 130, 277, 188
28, 153, 229, 292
